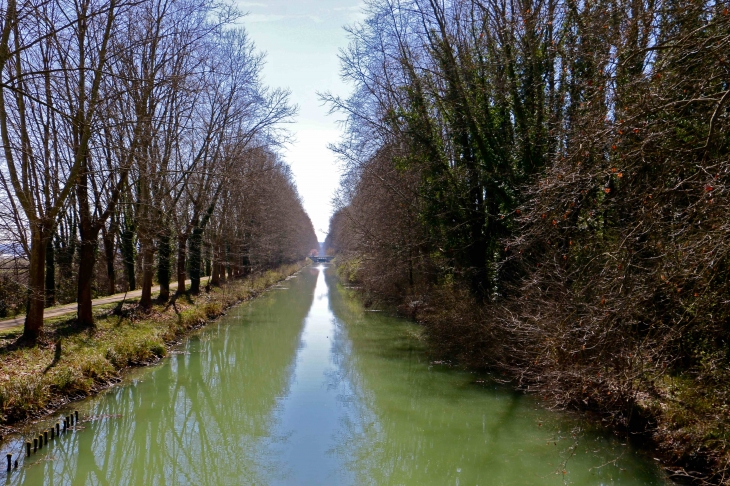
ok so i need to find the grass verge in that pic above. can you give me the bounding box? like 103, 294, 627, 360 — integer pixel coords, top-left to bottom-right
0, 262, 306, 436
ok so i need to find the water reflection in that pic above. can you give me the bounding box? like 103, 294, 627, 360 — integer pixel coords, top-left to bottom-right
266, 266, 356, 484
323, 268, 668, 485
5, 269, 314, 485
2, 265, 670, 485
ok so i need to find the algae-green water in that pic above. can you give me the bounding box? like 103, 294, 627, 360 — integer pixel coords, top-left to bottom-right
2, 265, 670, 485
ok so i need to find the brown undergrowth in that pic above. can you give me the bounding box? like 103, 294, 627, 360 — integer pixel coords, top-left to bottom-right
337, 259, 730, 485
0, 262, 306, 437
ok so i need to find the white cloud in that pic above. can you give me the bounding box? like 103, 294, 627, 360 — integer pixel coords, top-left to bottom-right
245, 13, 327, 24
331, 3, 366, 22
246, 13, 287, 23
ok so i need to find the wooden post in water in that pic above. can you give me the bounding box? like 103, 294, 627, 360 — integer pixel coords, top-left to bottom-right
74, 411, 79, 423
56, 422, 60, 436
38, 434, 43, 449
50, 427, 54, 440
13, 459, 17, 469
33, 438, 37, 453
44, 431, 48, 445
25, 442, 31, 457
6, 453, 11, 472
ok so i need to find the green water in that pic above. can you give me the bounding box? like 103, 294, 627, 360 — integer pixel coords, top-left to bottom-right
2, 266, 670, 485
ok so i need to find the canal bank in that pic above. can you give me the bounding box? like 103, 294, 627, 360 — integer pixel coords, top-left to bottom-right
2, 264, 669, 484
334, 258, 728, 484
0, 262, 306, 435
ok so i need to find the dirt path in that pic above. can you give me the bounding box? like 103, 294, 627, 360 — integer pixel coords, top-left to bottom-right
0, 277, 209, 331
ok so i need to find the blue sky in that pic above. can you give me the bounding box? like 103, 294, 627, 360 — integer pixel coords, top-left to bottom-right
238, 1, 364, 240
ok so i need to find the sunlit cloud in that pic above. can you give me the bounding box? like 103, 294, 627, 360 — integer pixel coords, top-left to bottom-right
246, 13, 327, 24
246, 14, 287, 23
331, 3, 366, 20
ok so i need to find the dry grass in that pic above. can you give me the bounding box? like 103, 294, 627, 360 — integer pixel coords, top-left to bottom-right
0, 262, 306, 431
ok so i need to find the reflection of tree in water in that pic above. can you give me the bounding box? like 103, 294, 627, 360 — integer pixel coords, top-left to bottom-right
13, 270, 315, 485
9, 269, 665, 485
323, 269, 666, 486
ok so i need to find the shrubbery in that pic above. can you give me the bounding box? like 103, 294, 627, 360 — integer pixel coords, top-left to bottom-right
326, 0, 730, 481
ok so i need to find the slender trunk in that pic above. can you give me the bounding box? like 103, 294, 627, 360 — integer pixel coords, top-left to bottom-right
102, 227, 116, 295
221, 244, 228, 283
225, 243, 231, 280
157, 229, 171, 301
189, 227, 202, 294
408, 248, 414, 289
210, 253, 221, 286
241, 248, 250, 277
45, 236, 55, 307
176, 234, 187, 294
121, 224, 136, 291
76, 237, 97, 327
205, 244, 211, 277
139, 242, 154, 308
56, 232, 75, 297
24, 227, 47, 342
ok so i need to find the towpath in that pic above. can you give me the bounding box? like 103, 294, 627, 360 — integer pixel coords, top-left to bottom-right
0, 278, 209, 331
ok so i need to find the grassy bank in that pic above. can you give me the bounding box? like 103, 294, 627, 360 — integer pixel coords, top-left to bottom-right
0, 262, 306, 434
334, 259, 729, 485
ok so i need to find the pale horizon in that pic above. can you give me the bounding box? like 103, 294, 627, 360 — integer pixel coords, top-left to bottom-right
238, 0, 364, 241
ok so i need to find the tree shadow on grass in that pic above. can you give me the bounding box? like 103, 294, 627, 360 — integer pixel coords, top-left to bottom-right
43, 340, 63, 373
0, 315, 96, 355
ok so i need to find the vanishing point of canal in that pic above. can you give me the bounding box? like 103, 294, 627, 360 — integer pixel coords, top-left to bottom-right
3, 265, 670, 485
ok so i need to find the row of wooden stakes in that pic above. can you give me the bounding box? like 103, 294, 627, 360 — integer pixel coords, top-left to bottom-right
5, 410, 79, 473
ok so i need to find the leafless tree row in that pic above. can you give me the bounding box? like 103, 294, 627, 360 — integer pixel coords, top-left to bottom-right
0, 0, 318, 342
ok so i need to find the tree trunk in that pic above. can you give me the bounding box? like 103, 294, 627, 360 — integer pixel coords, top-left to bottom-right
189, 227, 202, 294
76, 238, 97, 327
157, 229, 171, 301
45, 237, 55, 307
121, 223, 136, 291
102, 227, 116, 295
24, 227, 48, 343
56, 229, 75, 299
211, 254, 221, 287
139, 242, 155, 308
205, 244, 211, 277
241, 248, 250, 277
176, 234, 187, 294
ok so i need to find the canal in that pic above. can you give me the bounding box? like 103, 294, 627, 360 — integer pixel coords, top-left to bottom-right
3, 265, 669, 485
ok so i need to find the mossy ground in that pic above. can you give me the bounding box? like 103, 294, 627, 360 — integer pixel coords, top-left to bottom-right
0, 263, 305, 435
641, 371, 730, 482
